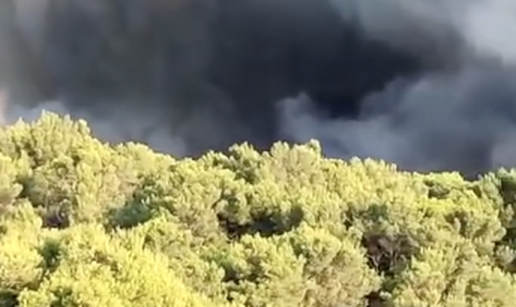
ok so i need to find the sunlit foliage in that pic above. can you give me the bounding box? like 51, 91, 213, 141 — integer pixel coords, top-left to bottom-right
1, 113, 516, 306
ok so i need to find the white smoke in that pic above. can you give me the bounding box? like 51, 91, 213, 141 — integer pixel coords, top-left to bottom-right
0, 95, 189, 156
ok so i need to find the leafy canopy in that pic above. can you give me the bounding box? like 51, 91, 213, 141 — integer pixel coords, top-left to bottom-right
1, 113, 516, 307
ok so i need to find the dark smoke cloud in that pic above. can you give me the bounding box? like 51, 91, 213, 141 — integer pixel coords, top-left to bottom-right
1, 0, 516, 176
282, 0, 516, 176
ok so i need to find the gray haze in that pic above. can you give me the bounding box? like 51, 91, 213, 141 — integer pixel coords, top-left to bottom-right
283, 0, 516, 175
1, 0, 516, 175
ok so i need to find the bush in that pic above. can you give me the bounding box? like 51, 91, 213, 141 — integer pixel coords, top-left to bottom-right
1, 113, 516, 306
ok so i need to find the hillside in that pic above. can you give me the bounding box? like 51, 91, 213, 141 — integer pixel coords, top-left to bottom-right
1, 113, 516, 307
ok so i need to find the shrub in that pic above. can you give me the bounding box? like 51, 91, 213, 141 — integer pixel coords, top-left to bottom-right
1, 113, 516, 306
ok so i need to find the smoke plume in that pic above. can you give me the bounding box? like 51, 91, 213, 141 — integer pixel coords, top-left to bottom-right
1, 0, 516, 176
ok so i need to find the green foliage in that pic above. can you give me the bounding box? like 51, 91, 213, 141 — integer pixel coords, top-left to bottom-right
1, 113, 516, 306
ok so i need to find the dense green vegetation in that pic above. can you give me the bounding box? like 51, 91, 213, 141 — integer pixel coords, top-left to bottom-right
1, 113, 516, 306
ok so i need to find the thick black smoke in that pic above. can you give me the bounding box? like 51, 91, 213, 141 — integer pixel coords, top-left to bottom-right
1, 0, 516, 176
